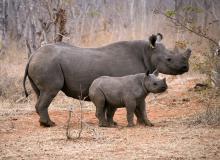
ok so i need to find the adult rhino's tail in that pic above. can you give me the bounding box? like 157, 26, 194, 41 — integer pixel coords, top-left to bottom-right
23, 54, 34, 97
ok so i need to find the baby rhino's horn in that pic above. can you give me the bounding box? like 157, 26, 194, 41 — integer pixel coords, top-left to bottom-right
153, 69, 159, 76
163, 78, 166, 83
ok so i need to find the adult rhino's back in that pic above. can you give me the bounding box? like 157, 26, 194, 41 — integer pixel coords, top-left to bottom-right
27, 42, 146, 99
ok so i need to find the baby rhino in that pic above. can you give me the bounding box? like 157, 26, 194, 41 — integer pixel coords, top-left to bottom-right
89, 70, 167, 127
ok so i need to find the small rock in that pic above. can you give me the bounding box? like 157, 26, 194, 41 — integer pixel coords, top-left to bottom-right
182, 98, 190, 102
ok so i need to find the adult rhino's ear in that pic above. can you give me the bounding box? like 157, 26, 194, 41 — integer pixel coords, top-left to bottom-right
153, 69, 159, 76
184, 48, 192, 59
149, 34, 157, 48
215, 48, 220, 56
156, 33, 163, 43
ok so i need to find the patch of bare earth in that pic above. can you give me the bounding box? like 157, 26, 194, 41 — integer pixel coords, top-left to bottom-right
0, 74, 220, 160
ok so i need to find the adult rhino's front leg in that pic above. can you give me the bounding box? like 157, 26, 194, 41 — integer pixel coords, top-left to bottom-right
135, 100, 154, 127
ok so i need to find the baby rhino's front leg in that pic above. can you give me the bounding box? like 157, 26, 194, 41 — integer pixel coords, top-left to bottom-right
125, 100, 136, 127
105, 104, 117, 127
136, 100, 154, 126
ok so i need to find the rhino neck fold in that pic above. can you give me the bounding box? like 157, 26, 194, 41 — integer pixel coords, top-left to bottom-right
141, 76, 148, 95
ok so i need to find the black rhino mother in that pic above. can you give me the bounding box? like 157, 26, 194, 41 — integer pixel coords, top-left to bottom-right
23, 33, 191, 127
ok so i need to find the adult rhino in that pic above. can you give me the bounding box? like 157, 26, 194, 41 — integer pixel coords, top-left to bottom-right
23, 33, 191, 127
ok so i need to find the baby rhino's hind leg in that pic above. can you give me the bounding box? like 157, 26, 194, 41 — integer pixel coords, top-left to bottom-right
92, 90, 109, 127
106, 104, 117, 127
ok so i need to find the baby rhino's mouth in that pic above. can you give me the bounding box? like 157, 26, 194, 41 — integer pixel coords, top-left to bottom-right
161, 86, 167, 91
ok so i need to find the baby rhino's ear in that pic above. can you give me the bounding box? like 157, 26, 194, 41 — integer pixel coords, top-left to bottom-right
146, 70, 150, 76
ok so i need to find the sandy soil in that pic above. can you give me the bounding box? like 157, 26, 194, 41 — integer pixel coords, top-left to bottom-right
0, 74, 220, 160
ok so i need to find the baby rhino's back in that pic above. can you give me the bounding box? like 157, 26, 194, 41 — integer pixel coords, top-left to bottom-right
89, 76, 131, 106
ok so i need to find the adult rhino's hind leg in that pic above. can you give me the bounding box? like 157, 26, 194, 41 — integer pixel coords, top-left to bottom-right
28, 58, 64, 127
37, 91, 58, 127
29, 78, 40, 113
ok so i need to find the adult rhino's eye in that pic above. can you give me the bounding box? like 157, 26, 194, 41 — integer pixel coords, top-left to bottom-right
166, 58, 172, 62
153, 82, 157, 86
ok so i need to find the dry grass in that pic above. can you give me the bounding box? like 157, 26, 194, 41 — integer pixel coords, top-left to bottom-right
192, 89, 220, 126
0, 46, 28, 102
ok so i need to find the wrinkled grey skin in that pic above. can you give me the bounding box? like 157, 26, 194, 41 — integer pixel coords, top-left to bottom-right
89, 71, 167, 127
23, 34, 191, 127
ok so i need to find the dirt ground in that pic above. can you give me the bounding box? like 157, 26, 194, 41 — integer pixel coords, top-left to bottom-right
0, 73, 220, 160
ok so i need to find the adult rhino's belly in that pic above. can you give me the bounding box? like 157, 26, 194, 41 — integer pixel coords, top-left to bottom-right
58, 51, 145, 98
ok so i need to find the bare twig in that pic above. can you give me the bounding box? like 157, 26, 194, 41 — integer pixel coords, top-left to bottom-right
66, 106, 73, 139
65, 85, 98, 140
25, 39, 32, 58
154, 9, 219, 46
77, 85, 84, 138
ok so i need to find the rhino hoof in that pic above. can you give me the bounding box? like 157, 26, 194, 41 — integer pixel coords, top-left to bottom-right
109, 120, 117, 125
108, 121, 117, 127
136, 119, 145, 125
127, 123, 135, 127
99, 121, 109, 127
40, 120, 56, 127
145, 121, 154, 127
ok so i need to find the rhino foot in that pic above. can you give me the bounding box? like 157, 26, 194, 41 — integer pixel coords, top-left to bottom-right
39, 120, 56, 127
144, 120, 154, 127
136, 119, 145, 125
99, 121, 110, 127
137, 119, 154, 127
127, 123, 135, 127
108, 121, 117, 127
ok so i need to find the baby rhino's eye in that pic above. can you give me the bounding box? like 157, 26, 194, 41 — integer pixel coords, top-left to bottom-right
166, 58, 172, 62
153, 82, 157, 86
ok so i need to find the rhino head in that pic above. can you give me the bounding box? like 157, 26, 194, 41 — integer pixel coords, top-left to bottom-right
144, 70, 167, 93
148, 34, 192, 75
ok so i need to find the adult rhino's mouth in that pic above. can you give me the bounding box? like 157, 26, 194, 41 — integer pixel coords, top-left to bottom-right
157, 65, 189, 75
161, 65, 189, 75
171, 66, 189, 75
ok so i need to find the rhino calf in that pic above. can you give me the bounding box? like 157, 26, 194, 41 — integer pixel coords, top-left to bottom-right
89, 71, 167, 127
